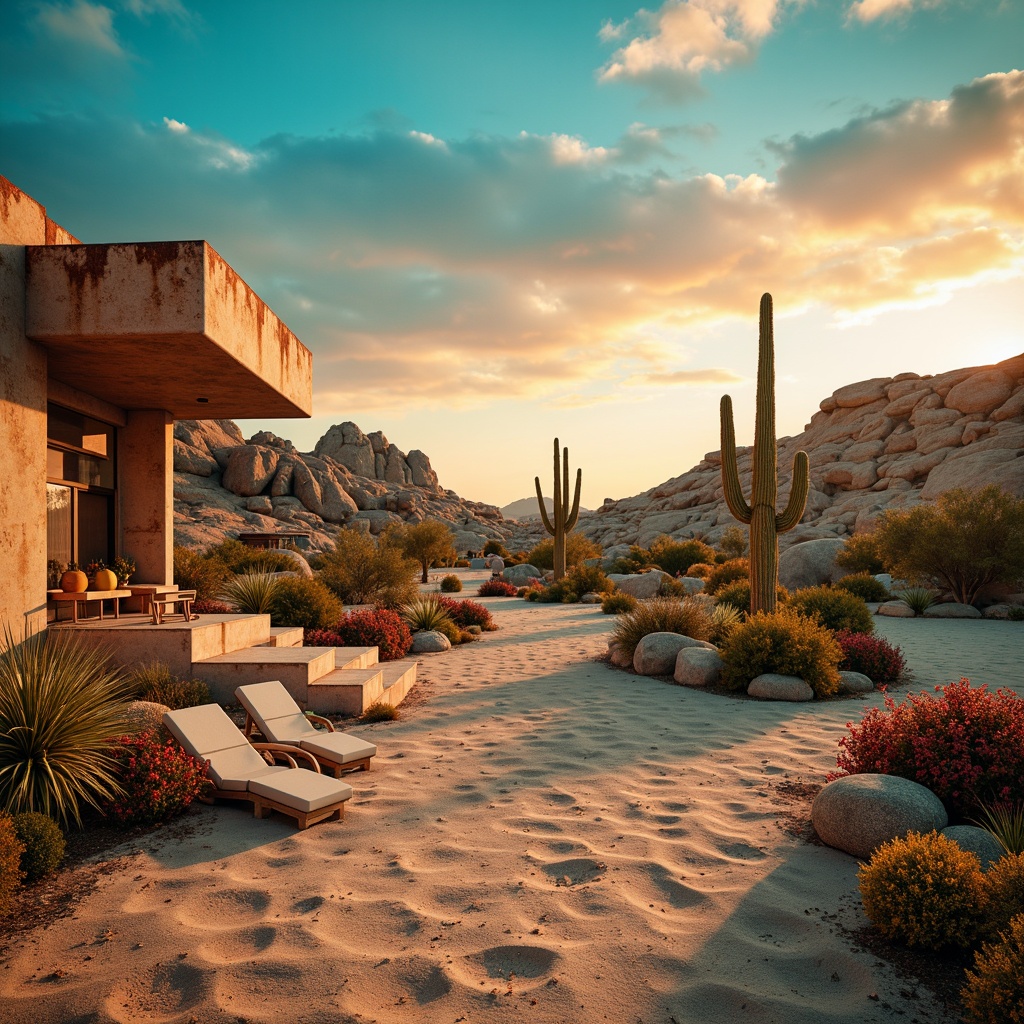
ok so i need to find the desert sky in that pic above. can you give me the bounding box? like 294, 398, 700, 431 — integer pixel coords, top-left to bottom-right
2, 0, 1022, 507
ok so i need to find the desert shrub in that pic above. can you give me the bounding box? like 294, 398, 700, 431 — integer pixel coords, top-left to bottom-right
206, 538, 295, 575
270, 576, 343, 631
192, 598, 232, 614
437, 597, 496, 631
11, 812, 64, 882
478, 579, 519, 597
602, 592, 638, 615
874, 486, 1024, 606
221, 572, 280, 614
980, 853, 1024, 942
433, 618, 463, 645
0, 813, 24, 918
685, 562, 715, 580
440, 574, 462, 593
709, 603, 742, 646
537, 564, 612, 603
974, 803, 1024, 857
483, 541, 511, 558
128, 662, 211, 711
455, 559, 471, 568
703, 558, 750, 595
834, 679, 1024, 818
361, 702, 399, 723
316, 609, 413, 662
897, 586, 937, 614
318, 529, 418, 608
103, 733, 207, 826
714, 581, 789, 612
527, 534, 602, 571
394, 520, 458, 583
1009, 606, 1024, 622
173, 545, 231, 603
404, 596, 458, 635
834, 630, 905, 684
647, 536, 716, 577
0, 628, 131, 824
859, 830, 984, 949
835, 572, 890, 602
610, 597, 714, 662
835, 532, 885, 575
719, 606, 842, 697
717, 526, 748, 560
788, 585, 875, 635
963, 913, 1024, 1024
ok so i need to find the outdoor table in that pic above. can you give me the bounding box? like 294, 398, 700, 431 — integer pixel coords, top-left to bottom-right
127, 583, 179, 615
49, 589, 132, 624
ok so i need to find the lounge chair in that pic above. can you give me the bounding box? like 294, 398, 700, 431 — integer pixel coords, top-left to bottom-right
162, 703, 353, 830
235, 680, 376, 777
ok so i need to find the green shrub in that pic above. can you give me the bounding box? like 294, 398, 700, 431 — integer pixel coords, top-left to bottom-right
704, 558, 750, 595
1009, 605, 1024, 622
206, 538, 295, 575
601, 592, 638, 615
11, 812, 65, 882
393, 520, 458, 583
717, 526, 748, 560
963, 913, 1024, 1024
318, 529, 418, 608
835, 532, 885, 575
483, 540, 511, 558
440, 574, 462, 593
173, 545, 231, 603
270, 576, 344, 631
788, 585, 875, 635
0, 627, 131, 824
647, 536, 717, 577
536, 563, 612, 603
974, 803, 1024, 857
527, 534, 602, 571
361, 702, 399, 723
980, 853, 1024, 942
714, 581, 787, 613
221, 571, 280, 613
719, 606, 842, 697
610, 597, 713, 662
685, 562, 715, 580
0, 813, 24, 918
709, 603, 742, 646
897, 586, 937, 614
859, 831, 984, 949
404, 596, 458, 636
874, 486, 1024, 606
128, 662, 211, 711
835, 572, 890, 602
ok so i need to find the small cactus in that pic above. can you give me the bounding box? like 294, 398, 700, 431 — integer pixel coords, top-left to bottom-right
535, 438, 582, 581
720, 293, 809, 614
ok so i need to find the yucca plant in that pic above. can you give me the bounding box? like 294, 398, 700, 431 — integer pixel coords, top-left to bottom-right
973, 801, 1024, 856
403, 596, 458, 635
896, 586, 937, 614
221, 572, 281, 614
610, 597, 714, 662
0, 626, 133, 825
709, 602, 743, 646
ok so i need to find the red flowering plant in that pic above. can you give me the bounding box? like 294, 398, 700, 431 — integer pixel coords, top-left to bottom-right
436, 596, 497, 631
833, 679, 1024, 818
192, 598, 232, 614
477, 579, 519, 597
103, 732, 208, 826
835, 630, 906, 684
306, 608, 413, 661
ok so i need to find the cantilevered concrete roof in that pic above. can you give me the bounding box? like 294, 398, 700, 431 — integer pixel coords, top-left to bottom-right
25, 241, 312, 419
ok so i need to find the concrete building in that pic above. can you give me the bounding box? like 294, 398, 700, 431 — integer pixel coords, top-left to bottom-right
0, 174, 313, 636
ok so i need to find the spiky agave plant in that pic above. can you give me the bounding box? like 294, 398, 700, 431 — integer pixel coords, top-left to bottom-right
403, 595, 457, 634
221, 572, 281, 614
0, 626, 132, 825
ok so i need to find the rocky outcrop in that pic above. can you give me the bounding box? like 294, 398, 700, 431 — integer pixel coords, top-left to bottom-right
535, 353, 1024, 553
173, 419, 511, 553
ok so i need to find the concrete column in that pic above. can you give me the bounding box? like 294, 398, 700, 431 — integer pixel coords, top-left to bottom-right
119, 410, 173, 584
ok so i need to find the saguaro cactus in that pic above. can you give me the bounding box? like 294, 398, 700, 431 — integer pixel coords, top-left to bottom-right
535, 438, 582, 581
720, 293, 809, 615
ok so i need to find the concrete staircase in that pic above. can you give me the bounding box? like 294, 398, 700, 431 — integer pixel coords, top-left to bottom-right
63, 612, 416, 716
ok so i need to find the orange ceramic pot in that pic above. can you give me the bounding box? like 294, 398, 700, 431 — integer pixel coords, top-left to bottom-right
60, 570, 89, 593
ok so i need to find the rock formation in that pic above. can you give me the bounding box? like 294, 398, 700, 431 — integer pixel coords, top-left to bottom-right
553, 353, 1024, 553
173, 420, 509, 554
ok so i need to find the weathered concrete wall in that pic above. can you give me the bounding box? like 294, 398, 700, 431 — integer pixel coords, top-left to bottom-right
119, 410, 174, 584
0, 178, 49, 636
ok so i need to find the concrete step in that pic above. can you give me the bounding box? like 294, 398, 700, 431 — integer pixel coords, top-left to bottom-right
377, 661, 417, 707
194, 646, 337, 705
262, 627, 304, 648
305, 666, 386, 716
330, 645, 379, 669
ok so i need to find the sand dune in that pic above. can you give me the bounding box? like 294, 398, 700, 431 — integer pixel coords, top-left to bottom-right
4, 581, 1013, 1023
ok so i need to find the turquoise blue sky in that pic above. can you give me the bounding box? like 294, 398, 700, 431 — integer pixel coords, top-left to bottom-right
3, 0, 1022, 507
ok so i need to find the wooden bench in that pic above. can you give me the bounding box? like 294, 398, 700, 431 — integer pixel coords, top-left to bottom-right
151, 589, 197, 624
50, 589, 132, 624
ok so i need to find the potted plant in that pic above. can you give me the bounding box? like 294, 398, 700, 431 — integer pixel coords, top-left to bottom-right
112, 555, 136, 587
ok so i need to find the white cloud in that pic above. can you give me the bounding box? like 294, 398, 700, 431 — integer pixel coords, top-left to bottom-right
845, 0, 945, 24
36, 0, 123, 56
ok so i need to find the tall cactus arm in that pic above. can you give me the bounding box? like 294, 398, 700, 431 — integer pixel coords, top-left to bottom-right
720, 395, 752, 524
552, 438, 563, 529
776, 451, 810, 533
535, 476, 555, 536
565, 466, 582, 532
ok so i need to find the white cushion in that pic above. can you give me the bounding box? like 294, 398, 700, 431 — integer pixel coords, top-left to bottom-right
249, 771, 353, 813
263, 712, 319, 743
208, 751, 288, 791
299, 733, 377, 765
163, 704, 251, 757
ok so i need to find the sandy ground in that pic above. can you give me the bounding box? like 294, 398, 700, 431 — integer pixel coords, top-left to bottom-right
1, 574, 1020, 1024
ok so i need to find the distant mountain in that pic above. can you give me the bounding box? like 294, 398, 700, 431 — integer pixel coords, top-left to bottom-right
500, 496, 592, 521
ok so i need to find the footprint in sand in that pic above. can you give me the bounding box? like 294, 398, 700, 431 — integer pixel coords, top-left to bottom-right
540, 857, 606, 886
175, 887, 271, 928
462, 943, 560, 981
106, 960, 213, 1022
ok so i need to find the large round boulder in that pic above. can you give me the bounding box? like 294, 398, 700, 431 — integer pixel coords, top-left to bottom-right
922, 602, 982, 619
812, 774, 948, 859
878, 600, 916, 617
633, 632, 715, 675
608, 571, 672, 599
607, 641, 633, 669
778, 538, 846, 591
411, 630, 451, 653
674, 647, 724, 687
940, 825, 1005, 869
747, 674, 813, 702
838, 671, 875, 695
503, 564, 542, 586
